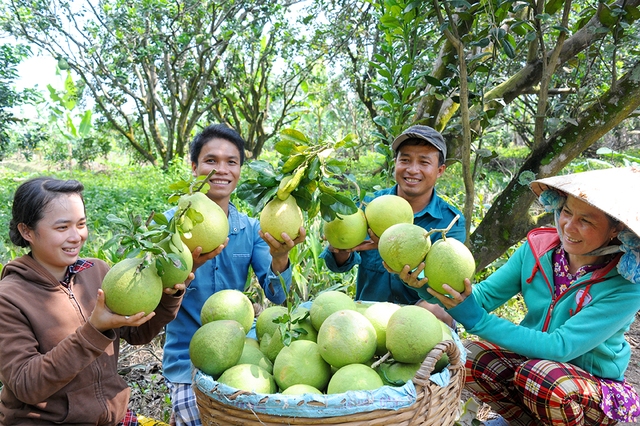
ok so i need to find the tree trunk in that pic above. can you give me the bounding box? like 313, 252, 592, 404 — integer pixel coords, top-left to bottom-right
470, 59, 640, 270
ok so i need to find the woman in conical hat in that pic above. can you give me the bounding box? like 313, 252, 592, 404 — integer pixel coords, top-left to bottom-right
399, 166, 640, 425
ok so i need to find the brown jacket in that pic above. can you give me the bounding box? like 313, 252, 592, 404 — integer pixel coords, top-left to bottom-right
0, 255, 182, 425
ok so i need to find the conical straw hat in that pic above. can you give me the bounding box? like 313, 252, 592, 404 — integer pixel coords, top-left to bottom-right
530, 166, 640, 238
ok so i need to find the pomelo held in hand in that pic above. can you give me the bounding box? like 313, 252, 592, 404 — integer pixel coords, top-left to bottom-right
323, 209, 368, 250
424, 236, 475, 294
102, 257, 163, 316
200, 289, 254, 334
364, 194, 413, 237
259, 195, 303, 243
178, 192, 229, 253
378, 223, 431, 272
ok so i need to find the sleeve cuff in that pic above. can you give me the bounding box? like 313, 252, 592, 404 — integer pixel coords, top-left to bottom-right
265, 268, 292, 304
448, 293, 484, 330
319, 248, 357, 272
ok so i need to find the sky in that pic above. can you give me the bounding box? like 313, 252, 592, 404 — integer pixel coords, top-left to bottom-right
12, 54, 68, 118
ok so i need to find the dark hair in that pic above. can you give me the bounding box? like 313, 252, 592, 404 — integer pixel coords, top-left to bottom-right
9, 177, 85, 248
395, 138, 445, 166
189, 124, 246, 166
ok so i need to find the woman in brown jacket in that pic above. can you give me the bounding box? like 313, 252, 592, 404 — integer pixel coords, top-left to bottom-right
0, 177, 185, 425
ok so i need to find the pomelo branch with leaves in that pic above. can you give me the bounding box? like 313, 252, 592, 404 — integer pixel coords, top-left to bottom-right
236, 129, 362, 222
101, 170, 218, 282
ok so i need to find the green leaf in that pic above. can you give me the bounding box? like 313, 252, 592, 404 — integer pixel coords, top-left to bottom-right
280, 128, 309, 145
78, 110, 92, 137
544, 0, 564, 15
500, 37, 516, 59
247, 160, 276, 176
257, 174, 278, 187
281, 154, 306, 173
307, 157, 321, 180
274, 139, 296, 156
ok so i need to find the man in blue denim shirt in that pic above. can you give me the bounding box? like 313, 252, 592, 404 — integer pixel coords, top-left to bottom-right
320, 126, 465, 317
162, 124, 306, 426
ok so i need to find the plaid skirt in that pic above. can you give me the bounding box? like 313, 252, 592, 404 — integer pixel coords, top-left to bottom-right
464, 340, 640, 425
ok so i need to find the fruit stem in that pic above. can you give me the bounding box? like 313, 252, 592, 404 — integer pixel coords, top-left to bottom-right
424, 214, 460, 240
370, 351, 392, 370
192, 168, 218, 194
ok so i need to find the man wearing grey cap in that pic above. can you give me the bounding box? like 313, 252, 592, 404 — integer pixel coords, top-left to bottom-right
320, 125, 466, 321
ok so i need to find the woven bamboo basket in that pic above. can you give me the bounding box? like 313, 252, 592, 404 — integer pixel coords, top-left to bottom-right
194, 338, 465, 426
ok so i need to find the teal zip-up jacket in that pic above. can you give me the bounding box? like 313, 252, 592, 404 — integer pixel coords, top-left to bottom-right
442, 228, 640, 381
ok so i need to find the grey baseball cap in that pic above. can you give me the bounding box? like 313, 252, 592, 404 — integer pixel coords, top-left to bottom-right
391, 125, 447, 160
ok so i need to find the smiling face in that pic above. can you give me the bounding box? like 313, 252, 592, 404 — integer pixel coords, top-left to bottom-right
192, 137, 242, 208
394, 143, 445, 206
19, 193, 88, 281
558, 195, 622, 265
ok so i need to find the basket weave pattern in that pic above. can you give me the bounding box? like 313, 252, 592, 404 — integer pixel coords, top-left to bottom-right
194, 339, 465, 425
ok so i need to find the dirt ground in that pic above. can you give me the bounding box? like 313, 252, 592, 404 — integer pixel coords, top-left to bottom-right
121, 312, 640, 424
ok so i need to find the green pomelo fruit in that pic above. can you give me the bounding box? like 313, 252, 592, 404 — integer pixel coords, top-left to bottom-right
264, 327, 285, 363
292, 317, 318, 343
424, 237, 475, 294
259, 195, 303, 243
317, 309, 377, 368
354, 301, 375, 314
378, 223, 431, 272
364, 194, 413, 237
156, 234, 193, 288
217, 364, 276, 394
323, 209, 368, 250
237, 344, 274, 374
380, 362, 421, 386
386, 305, 442, 364
327, 364, 384, 394
255, 306, 288, 342
282, 384, 323, 395
363, 302, 401, 355
309, 290, 356, 331
259, 332, 272, 354
434, 321, 453, 373
200, 289, 254, 334
178, 192, 229, 253
273, 340, 331, 391
245, 337, 260, 349
189, 320, 245, 378
102, 257, 163, 316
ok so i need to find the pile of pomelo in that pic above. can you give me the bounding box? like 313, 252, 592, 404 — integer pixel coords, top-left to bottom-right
189, 289, 455, 395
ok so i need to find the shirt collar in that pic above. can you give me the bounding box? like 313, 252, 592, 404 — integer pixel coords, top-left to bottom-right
61, 259, 94, 286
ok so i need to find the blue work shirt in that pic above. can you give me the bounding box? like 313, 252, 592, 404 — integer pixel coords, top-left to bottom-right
320, 185, 465, 305
162, 202, 291, 385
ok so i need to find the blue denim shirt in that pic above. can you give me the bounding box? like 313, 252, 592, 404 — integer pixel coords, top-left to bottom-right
320, 185, 465, 305
162, 202, 291, 384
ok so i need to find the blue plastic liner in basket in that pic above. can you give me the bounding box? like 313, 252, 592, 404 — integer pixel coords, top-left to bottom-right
193, 327, 466, 418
